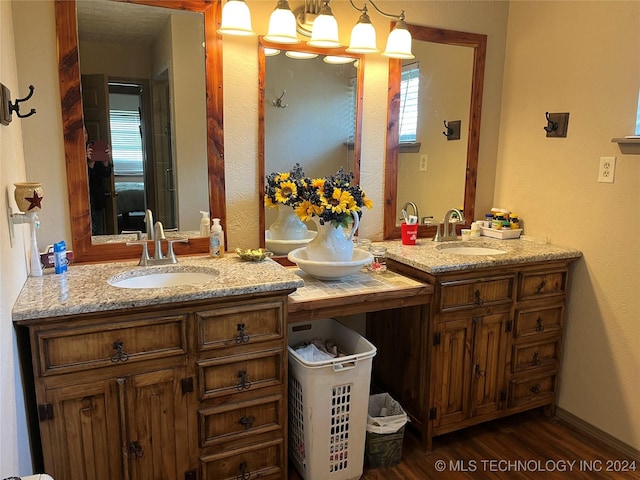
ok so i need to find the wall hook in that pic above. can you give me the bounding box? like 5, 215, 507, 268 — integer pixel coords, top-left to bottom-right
442, 120, 461, 140
443, 120, 454, 137
272, 90, 288, 108
543, 112, 558, 133
544, 112, 570, 137
8, 84, 37, 119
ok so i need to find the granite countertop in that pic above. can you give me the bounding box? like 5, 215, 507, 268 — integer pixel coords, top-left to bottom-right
377, 236, 582, 274
13, 237, 582, 323
12, 255, 304, 322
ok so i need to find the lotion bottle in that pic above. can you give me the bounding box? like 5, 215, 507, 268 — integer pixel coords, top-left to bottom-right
199, 211, 210, 237
210, 218, 225, 258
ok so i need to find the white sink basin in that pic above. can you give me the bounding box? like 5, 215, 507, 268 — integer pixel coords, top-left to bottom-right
437, 245, 507, 256
108, 269, 218, 289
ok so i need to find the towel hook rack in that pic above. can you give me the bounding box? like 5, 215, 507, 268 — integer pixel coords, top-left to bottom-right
9, 84, 37, 119
543, 112, 558, 133
272, 90, 288, 108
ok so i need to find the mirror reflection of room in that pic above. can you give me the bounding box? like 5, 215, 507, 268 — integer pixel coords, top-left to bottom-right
77, 0, 209, 237
395, 40, 473, 227
264, 51, 358, 229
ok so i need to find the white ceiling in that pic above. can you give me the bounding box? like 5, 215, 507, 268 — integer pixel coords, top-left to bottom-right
76, 0, 196, 45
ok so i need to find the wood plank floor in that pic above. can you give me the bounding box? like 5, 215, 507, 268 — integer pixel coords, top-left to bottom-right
288, 409, 639, 479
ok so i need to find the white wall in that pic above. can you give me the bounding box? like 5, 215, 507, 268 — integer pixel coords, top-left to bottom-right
495, 1, 640, 449
0, 0, 37, 476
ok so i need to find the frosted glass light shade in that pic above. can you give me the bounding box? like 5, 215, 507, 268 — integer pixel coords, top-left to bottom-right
285, 50, 318, 59
217, 0, 256, 36
264, 48, 281, 56
346, 17, 378, 54
308, 3, 341, 48
382, 21, 414, 59
264, 0, 299, 44
323, 55, 356, 64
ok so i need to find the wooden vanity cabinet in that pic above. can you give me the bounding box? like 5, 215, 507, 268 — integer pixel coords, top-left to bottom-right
16, 291, 292, 480
369, 259, 573, 451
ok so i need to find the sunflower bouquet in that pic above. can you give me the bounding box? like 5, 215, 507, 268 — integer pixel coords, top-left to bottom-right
264, 163, 306, 209
295, 168, 373, 228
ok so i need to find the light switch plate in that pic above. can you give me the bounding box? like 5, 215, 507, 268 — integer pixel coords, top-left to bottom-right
0, 83, 12, 125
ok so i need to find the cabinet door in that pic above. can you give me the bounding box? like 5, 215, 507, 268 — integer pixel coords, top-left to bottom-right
431, 317, 473, 429
42, 379, 123, 480
122, 367, 190, 480
471, 312, 509, 417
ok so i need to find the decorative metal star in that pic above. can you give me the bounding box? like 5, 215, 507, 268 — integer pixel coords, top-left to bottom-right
24, 190, 43, 210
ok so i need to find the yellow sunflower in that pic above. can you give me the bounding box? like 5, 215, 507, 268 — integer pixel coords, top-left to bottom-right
274, 180, 297, 204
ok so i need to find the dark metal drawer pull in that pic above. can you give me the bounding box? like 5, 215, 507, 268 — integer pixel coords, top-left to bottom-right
235, 323, 250, 344
236, 370, 251, 391
536, 317, 545, 332
237, 461, 251, 480
530, 383, 541, 394
533, 352, 541, 365
474, 289, 484, 306
111, 341, 129, 362
239, 415, 255, 430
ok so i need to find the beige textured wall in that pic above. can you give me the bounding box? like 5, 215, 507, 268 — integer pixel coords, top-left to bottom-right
495, 1, 640, 449
1, 0, 35, 475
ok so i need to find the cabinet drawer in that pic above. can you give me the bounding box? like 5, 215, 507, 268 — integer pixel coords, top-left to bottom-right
200, 438, 283, 480
512, 339, 560, 373
518, 269, 567, 301
35, 315, 187, 375
508, 372, 556, 408
199, 394, 283, 447
439, 275, 514, 312
514, 305, 563, 338
195, 301, 284, 352
197, 348, 283, 400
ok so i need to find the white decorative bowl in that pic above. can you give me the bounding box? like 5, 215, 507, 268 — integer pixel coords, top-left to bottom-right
287, 247, 374, 280
265, 230, 317, 255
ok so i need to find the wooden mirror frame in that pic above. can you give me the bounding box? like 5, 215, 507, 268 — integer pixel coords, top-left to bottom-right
257, 39, 365, 248
55, 0, 224, 263
383, 24, 486, 239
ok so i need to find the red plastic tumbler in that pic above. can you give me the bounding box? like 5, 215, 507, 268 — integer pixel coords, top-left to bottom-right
401, 223, 418, 245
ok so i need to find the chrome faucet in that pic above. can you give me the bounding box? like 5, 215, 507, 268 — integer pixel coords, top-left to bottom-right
400, 201, 419, 223
126, 220, 188, 266
433, 208, 465, 242
144, 209, 154, 240
153, 221, 166, 260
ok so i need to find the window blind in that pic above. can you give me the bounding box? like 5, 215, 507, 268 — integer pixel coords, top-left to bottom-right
109, 109, 144, 176
399, 63, 420, 143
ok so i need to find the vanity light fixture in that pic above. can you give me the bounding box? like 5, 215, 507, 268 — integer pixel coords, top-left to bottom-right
307, 1, 341, 48
347, 0, 414, 59
217, 0, 256, 36
220, 0, 413, 59
264, 0, 300, 44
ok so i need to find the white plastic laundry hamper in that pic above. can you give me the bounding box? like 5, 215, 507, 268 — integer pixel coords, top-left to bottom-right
288, 319, 377, 480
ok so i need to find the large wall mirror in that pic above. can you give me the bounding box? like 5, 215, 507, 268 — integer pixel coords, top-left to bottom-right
383, 24, 486, 239
258, 39, 364, 249
55, 0, 223, 262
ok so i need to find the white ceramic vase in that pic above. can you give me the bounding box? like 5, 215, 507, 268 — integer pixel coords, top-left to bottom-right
305, 212, 359, 262
269, 205, 308, 240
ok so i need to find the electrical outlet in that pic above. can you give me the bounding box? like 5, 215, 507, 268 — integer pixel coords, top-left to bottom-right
598, 156, 616, 183
419, 155, 427, 172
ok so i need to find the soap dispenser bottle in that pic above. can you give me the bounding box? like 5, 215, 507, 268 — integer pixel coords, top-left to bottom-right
210, 218, 225, 258
200, 211, 211, 237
